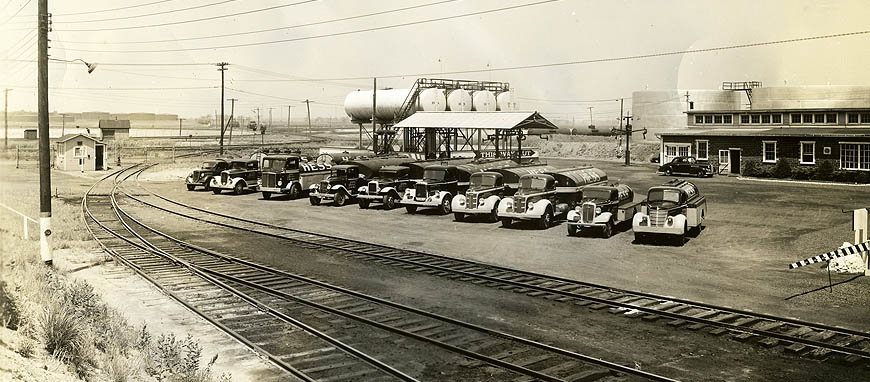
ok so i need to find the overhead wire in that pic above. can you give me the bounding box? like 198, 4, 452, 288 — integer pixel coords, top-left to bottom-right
52, 0, 180, 17
53, 0, 243, 24
53, 0, 459, 44
2, 0, 31, 25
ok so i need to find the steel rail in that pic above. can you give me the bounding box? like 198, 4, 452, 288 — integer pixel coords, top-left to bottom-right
124, 174, 870, 362
112, 191, 676, 382
111, 167, 415, 382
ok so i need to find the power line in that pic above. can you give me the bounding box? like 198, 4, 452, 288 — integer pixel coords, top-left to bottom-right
53, 0, 242, 24
0, 85, 219, 90
519, 96, 631, 103
54, 0, 458, 44
56, 0, 318, 32
56, 0, 559, 52
2, 0, 31, 25
52, 0, 179, 17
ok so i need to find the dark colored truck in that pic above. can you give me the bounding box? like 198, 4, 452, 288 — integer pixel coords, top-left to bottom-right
357, 165, 412, 209
185, 158, 229, 191
209, 159, 261, 195
258, 154, 331, 199
566, 183, 642, 237
309, 156, 412, 206
498, 166, 608, 229
401, 159, 518, 215
451, 164, 554, 222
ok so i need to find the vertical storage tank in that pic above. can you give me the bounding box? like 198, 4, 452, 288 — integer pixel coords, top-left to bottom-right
471, 90, 496, 111
496, 91, 517, 111
446, 89, 472, 111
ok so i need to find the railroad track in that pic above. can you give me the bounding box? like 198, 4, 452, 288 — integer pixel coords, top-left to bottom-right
90, 166, 674, 381
122, 167, 870, 366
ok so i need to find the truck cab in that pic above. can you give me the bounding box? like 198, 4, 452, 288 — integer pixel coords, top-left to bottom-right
185, 158, 229, 191
309, 164, 365, 206
632, 179, 707, 243
258, 155, 322, 199
452, 164, 554, 222
402, 165, 462, 214
357, 165, 412, 210
566, 183, 641, 237
209, 159, 261, 195
498, 166, 607, 229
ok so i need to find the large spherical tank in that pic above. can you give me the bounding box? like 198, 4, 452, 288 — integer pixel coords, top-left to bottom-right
496, 91, 517, 111
416, 88, 447, 112
446, 89, 472, 111
752, 86, 870, 109
471, 90, 496, 111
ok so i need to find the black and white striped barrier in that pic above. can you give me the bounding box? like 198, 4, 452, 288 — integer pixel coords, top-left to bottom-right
789, 241, 870, 269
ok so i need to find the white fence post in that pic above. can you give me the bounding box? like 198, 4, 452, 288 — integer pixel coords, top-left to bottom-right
23, 215, 28, 239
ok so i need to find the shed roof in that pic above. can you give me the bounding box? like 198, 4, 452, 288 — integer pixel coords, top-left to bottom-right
393, 111, 557, 130
56, 133, 101, 143
659, 127, 870, 138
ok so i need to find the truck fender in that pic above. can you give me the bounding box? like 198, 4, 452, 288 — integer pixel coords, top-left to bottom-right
357, 185, 367, 194
451, 194, 467, 211
226, 177, 242, 188
498, 197, 515, 214
380, 186, 398, 196
594, 211, 614, 225
480, 195, 501, 210
528, 199, 552, 217
330, 184, 348, 195
632, 211, 648, 228
434, 191, 451, 203
566, 209, 580, 222
209, 177, 219, 187
670, 214, 688, 232
308, 183, 318, 192
403, 187, 416, 200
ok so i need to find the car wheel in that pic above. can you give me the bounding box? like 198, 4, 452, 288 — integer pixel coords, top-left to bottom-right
186, 184, 195, 191
358, 198, 370, 209
309, 196, 320, 205
664, 168, 672, 176
537, 208, 553, 229
500, 217, 512, 227
405, 205, 417, 214
262, 192, 271, 200
567, 224, 577, 236
383, 194, 396, 210
233, 182, 245, 195
439, 196, 452, 214
634, 233, 644, 243
454, 212, 464, 222
602, 221, 613, 238
489, 206, 499, 223
212, 188, 221, 194
334, 191, 347, 206
288, 183, 301, 199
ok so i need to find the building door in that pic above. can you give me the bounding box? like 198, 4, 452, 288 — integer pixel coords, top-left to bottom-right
729, 149, 741, 174
95, 145, 104, 170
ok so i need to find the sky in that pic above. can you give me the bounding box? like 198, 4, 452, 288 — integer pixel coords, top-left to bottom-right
2, 0, 870, 123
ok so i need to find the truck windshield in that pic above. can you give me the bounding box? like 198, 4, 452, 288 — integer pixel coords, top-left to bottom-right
262, 158, 286, 170
471, 175, 497, 188
230, 162, 247, 170
379, 171, 399, 180
519, 177, 548, 193
201, 161, 217, 169
423, 169, 446, 181
648, 189, 681, 203
332, 169, 347, 178
582, 189, 612, 200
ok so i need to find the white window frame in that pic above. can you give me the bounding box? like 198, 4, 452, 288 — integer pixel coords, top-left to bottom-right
696, 140, 709, 161
839, 142, 870, 171
663, 143, 691, 163
762, 141, 777, 163
73, 146, 84, 158
847, 113, 859, 125
800, 141, 815, 165
718, 150, 730, 164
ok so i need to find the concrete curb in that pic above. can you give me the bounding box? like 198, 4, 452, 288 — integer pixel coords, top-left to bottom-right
736, 176, 870, 187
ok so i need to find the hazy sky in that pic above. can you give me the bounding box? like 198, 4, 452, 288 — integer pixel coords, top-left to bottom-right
2, 0, 869, 122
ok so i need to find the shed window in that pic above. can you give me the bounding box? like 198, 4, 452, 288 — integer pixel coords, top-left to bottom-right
826, 113, 837, 124
762, 141, 777, 163
761, 114, 770, 124
791, 114, 801, 124
696, 140, 709, 160
800, 142, 815, 165
714, 115, 723, 124
803, 114, 814, 124
814, 113, 825, 124
74, 146, 83, 157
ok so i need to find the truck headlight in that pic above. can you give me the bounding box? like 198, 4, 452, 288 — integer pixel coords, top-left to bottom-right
527, 202, 534, 210
277, 180, 283, 186
640, 216, 648, 225
595, 207, 601, 214
666, 216, 673, 225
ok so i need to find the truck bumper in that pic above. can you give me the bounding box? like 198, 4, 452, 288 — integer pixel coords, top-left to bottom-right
633, 224, 684, 235
453, 206, 490, 215
401, 199, 440, 208
566, 221, 605, 229
310, 191, 335, 201
357, 194, 383, 201
259, 186, 284, 193
498, 212, 541, 221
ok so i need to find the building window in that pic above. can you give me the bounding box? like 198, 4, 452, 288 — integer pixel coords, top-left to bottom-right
791, 114, 801, 124
814, 113, 825, 124
772, 114, 782, 124
719, 150, 729, 164
840, 143, 870, 170
696, 140, 709, 160
723, 115, 732, 124
762, 141, 777, 163
704, 115, 713, 124
761, 114, 770, 124
695, 115, 703, 124
74, 146, 83, 157
714, 115, 722, 124
848, 113, 859, 124
861, 113, 870, 124
803, 114, 814, 124
826, 113, 837, 124
740, 115, 750, 124
751, 114, 760, 124
800, 141, 815, 164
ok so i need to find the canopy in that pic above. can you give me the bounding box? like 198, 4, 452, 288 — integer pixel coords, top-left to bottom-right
393, 111, 558, 130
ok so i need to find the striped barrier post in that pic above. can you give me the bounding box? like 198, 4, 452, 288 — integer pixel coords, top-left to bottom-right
789, 241, 870, 270
0, 202, 37, 240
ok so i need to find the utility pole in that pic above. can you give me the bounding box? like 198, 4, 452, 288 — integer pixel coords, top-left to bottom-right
178, 117, 184, 136
684, 91, 692, 111
587, 107, 594, 127
4, 89, 11, 149
227, 98, 237, 145
37, 0, 52, 264
372, 77, 378, 154
610, 112, 646, 167
60, 113, 66, 136
287, 105, 294, 129
304, 99, 312, 140
618, 98, 624, 130
216, 62, 228, 155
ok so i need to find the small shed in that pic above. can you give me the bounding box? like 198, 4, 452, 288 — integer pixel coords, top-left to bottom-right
98, 120, 131, 140
55, 134, 106, 171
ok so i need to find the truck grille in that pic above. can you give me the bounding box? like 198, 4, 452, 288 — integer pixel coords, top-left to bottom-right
582, 203, 595, 223
368, 181, 378, 194
467, 192, 477, 208
221, 173, 228, 184
262, 173, 276, 188
513, 197, 526, 213
415, 183, 426, 197
320, 181, 329, 192
649, 208, 667, 227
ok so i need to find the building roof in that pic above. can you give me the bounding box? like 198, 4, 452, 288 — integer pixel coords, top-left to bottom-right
686, 108, 870, 114
56, 133, 101, 143
393, 111, 557, 130
659, 127, 870, 138
98, 120, 131, 129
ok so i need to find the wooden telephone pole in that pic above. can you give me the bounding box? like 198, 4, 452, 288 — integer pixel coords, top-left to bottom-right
217, 62, 228, 155
37, 0, 52, 264
610, 112, 646, 166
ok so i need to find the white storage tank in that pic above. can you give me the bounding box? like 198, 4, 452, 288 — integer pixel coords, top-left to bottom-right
416, 88, 447, 113
345, 88, 446, 121
471, 90, 496, 111
446, 89, 472, 111
496, 91, 517, 111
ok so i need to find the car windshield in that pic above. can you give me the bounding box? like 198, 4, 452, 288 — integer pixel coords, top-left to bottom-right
230, 162, 247, 170
648, 189, 681, 203
470, 175, 498, 188
423, 169, 446, 182
262, 158, 286, 170
332, 168, 347, 178
582, 189, 612, 200
200, 161, 217, 169
519, 177, 548, 193
379, 170, 400, 180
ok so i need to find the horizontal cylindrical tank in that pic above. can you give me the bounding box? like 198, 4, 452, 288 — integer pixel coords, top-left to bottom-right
345, 88, 446, 121
496, 91, 517, 111
446, 89, 472, 111
471, 90, 496, 111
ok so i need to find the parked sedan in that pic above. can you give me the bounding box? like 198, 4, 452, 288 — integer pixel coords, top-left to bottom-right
658, 156, 713, 177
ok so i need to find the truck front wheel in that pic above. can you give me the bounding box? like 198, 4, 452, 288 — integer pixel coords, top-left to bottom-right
383, 194, 396, 210
537, 208, 553, 229
567, 224, 577, 236
358, 198, 370, 209
405, 205, 417, 214
262, 192, 271, 200
288, 183, 301, 199
233, 182, 246, 195
602, 221, 613, 238
439, 196, 452, 214
309, 196, 321, 205
186, 185, 195, 191
501, 217, 512, 228
334, 191, 347, 206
